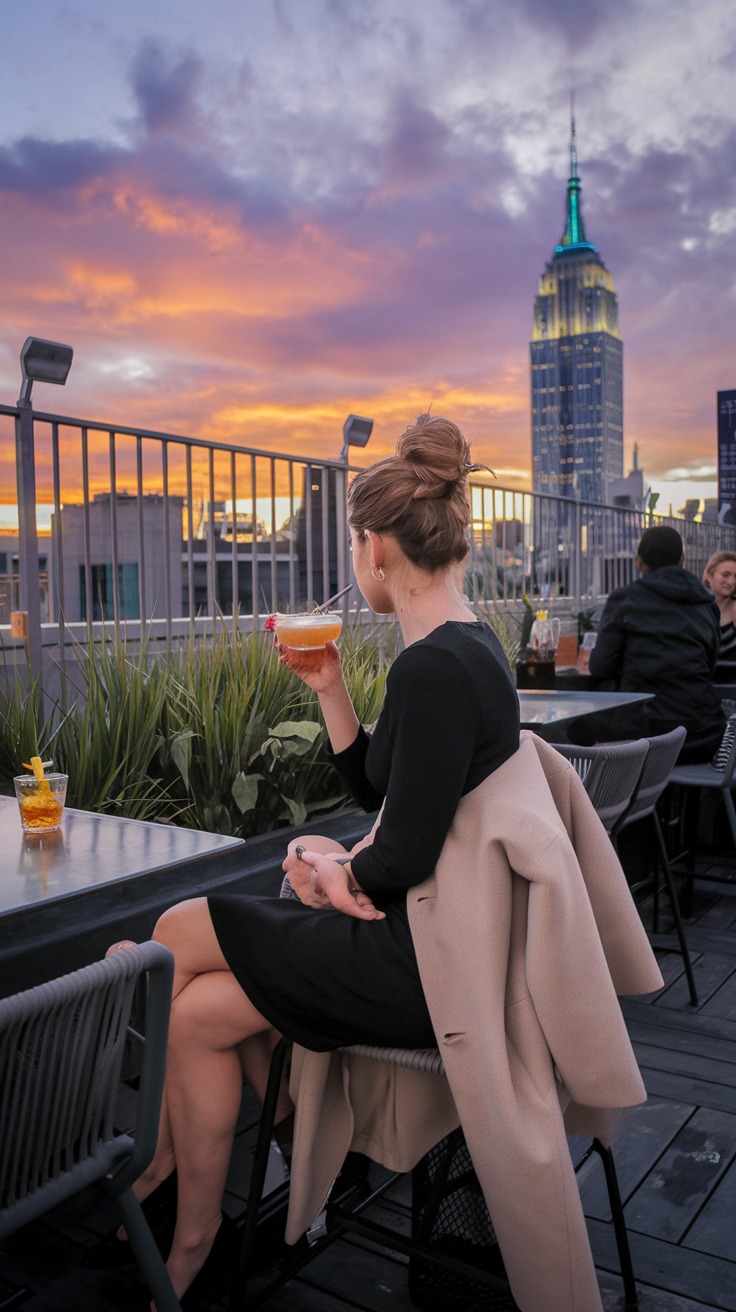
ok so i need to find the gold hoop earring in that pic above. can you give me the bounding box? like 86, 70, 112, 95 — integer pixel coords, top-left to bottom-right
371, 566, 385, 582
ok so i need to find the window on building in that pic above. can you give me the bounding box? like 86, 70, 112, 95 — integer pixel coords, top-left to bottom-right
80, 563, 140, 621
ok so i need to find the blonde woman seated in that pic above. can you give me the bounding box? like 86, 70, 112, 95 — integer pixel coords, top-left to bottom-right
703, 549, 736, 685
108, 415, 521, 1307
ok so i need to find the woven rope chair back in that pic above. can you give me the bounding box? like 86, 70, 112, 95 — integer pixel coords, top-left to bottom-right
0, 950, 140, 1218
617, 727, 687, 830
553, 740, 648, 834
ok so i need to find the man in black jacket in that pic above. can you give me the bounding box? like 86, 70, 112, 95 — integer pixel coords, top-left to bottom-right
570, 525, 724, 763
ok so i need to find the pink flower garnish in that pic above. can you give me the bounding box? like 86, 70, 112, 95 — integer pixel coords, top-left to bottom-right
264, 614, 277, 631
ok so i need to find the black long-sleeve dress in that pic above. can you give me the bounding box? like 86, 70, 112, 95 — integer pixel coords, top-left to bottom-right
208, 621, 520, 1052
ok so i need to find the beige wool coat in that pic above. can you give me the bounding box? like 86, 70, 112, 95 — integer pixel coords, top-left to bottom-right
287, 731, 664, 1312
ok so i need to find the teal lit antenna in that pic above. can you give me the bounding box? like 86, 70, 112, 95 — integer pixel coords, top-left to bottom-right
557, 94, 590, 250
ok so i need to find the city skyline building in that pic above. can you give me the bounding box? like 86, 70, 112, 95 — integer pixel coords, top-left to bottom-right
530, 116, 623, 503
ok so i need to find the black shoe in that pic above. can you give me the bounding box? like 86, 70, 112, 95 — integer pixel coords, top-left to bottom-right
180, 1214, 236, 1312
82, 1171, 177, 1269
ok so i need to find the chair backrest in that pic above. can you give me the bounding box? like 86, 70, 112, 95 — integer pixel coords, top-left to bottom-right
553, 740, 649, 834
0, 942, 172, 1238
615, 726, 687, 832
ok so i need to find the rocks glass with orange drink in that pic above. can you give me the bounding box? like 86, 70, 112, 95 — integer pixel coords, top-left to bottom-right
271, 612, 342, 668
14, 757, 68, 833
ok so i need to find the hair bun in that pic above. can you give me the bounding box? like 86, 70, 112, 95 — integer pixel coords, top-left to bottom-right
395, 414, 471, 501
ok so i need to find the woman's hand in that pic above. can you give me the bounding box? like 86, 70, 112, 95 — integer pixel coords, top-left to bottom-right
276, 639, 344, 694
105, 940, 137, 956
281, 848, 385, 920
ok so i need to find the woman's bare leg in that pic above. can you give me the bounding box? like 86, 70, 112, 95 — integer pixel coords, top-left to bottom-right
147, 898, 292, 1302
161, 968, 270, 1300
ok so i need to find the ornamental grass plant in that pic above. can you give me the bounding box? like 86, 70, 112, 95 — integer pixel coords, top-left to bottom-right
0, 620, 393, 838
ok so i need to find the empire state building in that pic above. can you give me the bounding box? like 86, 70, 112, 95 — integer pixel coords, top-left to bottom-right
530, 121, 623, 503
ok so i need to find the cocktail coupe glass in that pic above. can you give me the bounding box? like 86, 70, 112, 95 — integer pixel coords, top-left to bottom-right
271, 612, 343, 668
14, 756, 68, 834
267, 583, 350, 668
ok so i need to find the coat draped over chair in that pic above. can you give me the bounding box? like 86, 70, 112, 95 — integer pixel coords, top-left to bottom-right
287, 732, 664, 1312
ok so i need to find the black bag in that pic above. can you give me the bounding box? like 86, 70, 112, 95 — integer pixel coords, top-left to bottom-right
408, 1128, 518, 1311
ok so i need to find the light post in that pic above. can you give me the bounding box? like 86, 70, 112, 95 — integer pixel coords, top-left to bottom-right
14, 337, 73, 689
340, 414, 373, 465
337, 414, 373, 615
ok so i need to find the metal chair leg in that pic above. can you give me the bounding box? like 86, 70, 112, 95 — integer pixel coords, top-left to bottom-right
723, 787, 736, 852
651, 830, 660, 935
591, 1140, 638, 1310
231, 1037, 289, 1309
683, 788, 701, 917
652, 813, 699, 1007
114, 1186, 182, 1312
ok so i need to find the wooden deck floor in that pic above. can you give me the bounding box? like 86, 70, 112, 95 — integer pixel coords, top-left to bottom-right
4, 855, 736, 1311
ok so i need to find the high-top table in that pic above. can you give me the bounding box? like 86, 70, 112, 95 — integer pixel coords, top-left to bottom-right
518, 689, 653, 738
0, 799, 246, 996
0, 797, 373, 997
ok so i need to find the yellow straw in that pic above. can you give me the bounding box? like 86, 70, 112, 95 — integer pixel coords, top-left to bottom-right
27, 756, 51, 794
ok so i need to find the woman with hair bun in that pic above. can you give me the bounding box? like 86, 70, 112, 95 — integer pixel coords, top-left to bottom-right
105, 415, 521, 1307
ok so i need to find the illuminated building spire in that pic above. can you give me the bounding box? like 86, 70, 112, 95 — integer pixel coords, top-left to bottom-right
570, 94, 578, 180
558, 101, 592, 250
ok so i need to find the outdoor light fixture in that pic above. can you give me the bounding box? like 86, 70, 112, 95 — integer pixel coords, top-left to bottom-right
18, 337, 74, 403
340, 413, 373, 463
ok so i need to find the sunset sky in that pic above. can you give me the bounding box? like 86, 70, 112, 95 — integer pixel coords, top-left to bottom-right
1, 0, 736, 514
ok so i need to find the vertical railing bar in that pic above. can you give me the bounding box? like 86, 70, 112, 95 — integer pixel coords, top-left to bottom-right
51, 422, 66, 701
270, 458, 277, 613
207, 448, 216, 621
336, 465, 348, 623
491, 490, 497, 606
108, 431, 120, 640
321, 467, 330, 607
162, 441, 172, 654
498, 493, 503, 603
305, 464, 314, 610
251, 454, 258, 632
186, 445, 195, 636
231, 451, 239, 632
288, 461, 295, 611
514, 492, 520, 603
480, 485, 487, 603
136, 436, 146, 629
81, 426, 93, 639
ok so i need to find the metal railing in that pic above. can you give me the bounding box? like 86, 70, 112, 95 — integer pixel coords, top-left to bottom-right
466, 485, 736, 612
1, 401, 361, 687
3, 398, 735, 690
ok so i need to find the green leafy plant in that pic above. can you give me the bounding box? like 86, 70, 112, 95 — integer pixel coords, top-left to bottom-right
0, 621, 393, 836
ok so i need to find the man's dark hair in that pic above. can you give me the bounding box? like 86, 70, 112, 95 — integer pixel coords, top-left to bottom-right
637, 525, 683, 570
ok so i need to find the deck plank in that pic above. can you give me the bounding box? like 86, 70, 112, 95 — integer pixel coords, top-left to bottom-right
692, 899, 736, 931
701, 970, 736, 1021
599, 1270, 730, 1311
626, 1018, 736, 1066
621, 1106, 736, 1243
588, 1216, 736, 1310
289, 1235, 416, 1312
654, 953, 736, 1011
683, 1158, 736, 1262
622, 997, 736, 1043
639, 1062, 736, 1115
633, 1041, 736, 1090
577, 1098, 694, 1222
651, 926, 736, 958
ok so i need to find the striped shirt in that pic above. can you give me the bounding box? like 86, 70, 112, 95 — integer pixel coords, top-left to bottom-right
715, 621, 736, 685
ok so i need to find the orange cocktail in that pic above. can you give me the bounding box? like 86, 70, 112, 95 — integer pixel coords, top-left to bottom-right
14, 772, 67, 833
274, 613, 342, 667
